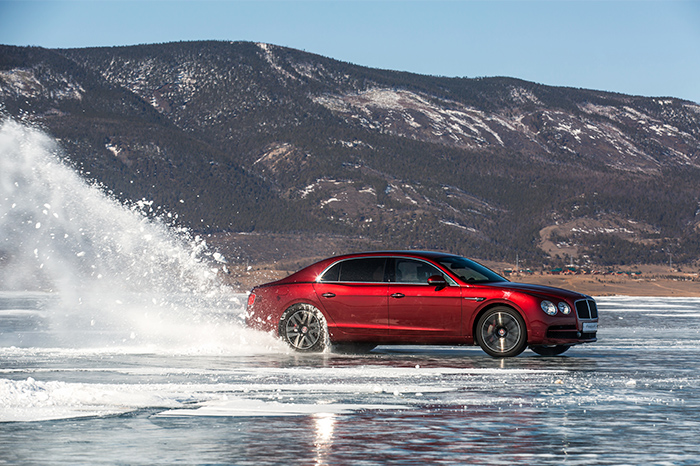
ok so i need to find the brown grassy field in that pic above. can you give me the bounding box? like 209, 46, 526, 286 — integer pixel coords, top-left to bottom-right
514, 273, 700, 297
210, 233, 700, 297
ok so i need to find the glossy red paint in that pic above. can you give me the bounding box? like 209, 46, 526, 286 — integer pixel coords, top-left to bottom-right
313, 282, 388, 335
246, 251, 598, 357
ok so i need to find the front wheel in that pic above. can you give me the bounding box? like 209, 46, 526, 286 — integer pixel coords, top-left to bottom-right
475, 307, 527, 358
530, 345, 570, 356
279, 304, 328, 352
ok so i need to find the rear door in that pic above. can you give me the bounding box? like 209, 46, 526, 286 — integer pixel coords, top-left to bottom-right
313, 257, 389, 335
388, 258, 462, 337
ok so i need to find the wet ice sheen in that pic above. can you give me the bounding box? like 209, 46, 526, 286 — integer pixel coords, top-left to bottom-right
2, 297, 700, 465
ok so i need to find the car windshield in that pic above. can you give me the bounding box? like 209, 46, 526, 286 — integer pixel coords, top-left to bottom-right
436, 256, 507, 284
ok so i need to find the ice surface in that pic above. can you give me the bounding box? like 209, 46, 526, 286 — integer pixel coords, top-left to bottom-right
0, 377, 181, 422
155, 398, 409, 418
3, 295, 700, 465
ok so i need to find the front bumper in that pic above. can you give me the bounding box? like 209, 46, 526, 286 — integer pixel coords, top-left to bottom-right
546, 324, 597, 341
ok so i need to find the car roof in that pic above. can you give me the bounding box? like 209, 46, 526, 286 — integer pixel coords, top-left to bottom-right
330, 250, 456, 261
263, 251, 460, 287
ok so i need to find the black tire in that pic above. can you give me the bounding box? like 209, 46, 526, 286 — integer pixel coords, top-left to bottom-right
530, 345, 570, 356
279, 304, 328, 352
475, 307, 528, 358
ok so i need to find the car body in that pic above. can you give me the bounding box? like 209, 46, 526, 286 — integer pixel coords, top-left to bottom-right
246, 251, 598, 357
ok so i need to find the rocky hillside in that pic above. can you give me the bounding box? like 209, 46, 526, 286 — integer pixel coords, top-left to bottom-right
1, 41, 699, 267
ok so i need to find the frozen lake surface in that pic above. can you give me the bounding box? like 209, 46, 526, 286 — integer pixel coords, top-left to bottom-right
2, 294, 700, 465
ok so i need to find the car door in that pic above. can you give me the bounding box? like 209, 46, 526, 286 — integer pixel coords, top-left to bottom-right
313, 257, 389, 335
387, 258, 462, 337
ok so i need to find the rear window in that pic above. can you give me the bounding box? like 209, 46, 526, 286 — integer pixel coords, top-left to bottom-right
319, 258, 387, 283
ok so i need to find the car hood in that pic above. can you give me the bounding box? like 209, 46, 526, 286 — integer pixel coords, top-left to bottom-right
482, 281, 589, 300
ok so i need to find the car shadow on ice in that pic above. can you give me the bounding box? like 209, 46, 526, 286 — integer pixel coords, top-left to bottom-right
267, 344, 603, 372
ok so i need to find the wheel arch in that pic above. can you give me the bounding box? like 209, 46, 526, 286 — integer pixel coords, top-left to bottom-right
274, 283, 335, 326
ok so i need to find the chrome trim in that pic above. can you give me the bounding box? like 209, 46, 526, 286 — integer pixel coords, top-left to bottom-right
574, 298, 599, 320
316, 255, 458, 286
316, 256, 389, 283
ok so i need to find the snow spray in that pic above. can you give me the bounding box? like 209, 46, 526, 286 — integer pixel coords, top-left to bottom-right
0, 119, 276, 352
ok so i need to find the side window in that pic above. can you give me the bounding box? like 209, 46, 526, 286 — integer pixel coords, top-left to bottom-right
319, 258, 387, 283
340, 258, 387, 282
394, 259, 444, 284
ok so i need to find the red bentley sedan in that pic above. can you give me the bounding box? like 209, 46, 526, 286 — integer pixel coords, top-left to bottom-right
245, 251, 598, 357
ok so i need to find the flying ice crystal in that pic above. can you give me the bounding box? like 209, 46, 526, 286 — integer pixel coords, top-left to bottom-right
0, 119, 273, 351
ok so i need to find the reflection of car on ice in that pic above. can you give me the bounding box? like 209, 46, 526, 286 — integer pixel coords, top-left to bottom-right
246, 251, 598, 357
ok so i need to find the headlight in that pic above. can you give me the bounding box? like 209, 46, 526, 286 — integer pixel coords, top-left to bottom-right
558, 302, 571, 315
541, 300, 557, 315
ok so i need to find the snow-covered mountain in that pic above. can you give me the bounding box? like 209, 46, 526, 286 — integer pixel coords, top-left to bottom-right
1, 41, 699, 267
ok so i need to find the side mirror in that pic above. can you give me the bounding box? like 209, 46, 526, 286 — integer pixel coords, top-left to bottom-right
427, 275, 447, 286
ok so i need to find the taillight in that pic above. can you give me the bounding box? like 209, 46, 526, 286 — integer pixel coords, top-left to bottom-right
247, 292, 256, 308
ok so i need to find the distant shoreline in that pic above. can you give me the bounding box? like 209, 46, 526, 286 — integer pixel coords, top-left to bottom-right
228, 265, 700, 297
515, 273, 700, 298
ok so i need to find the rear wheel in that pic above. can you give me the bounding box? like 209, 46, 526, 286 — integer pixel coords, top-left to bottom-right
475, 307, 527, 358
530, 345, 570, 356
279, 304, 328, 352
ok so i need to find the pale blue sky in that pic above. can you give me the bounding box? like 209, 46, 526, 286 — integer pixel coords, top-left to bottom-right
1, 0, 699, 103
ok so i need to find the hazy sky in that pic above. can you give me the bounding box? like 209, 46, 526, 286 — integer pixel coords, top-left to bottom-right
1, 0, 699, 103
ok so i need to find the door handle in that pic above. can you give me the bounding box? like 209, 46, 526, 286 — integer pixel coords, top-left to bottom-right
322, 292, 336, 298
391, 293, 405, 299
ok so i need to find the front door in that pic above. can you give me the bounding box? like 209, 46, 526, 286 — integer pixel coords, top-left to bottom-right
388, 258, 462, 337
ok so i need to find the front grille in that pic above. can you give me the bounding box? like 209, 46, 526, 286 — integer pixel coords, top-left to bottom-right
575, 299, 598, 319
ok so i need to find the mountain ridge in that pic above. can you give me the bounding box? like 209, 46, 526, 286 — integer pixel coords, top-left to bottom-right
1, 40, 699, 268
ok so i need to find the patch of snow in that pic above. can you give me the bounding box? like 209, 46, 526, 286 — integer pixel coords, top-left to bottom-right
0, 377, 181, 422
257, 43, 297, 82
439, 220, 477, 233
300, 183, 318, 198
509, 87, 543, 106
156, 398, 408, 418
571, 227, 634, 235
313, 88, 509, 148
320, 197, 340, 207
105, 144, 121, 157
0, 69, 84, 101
